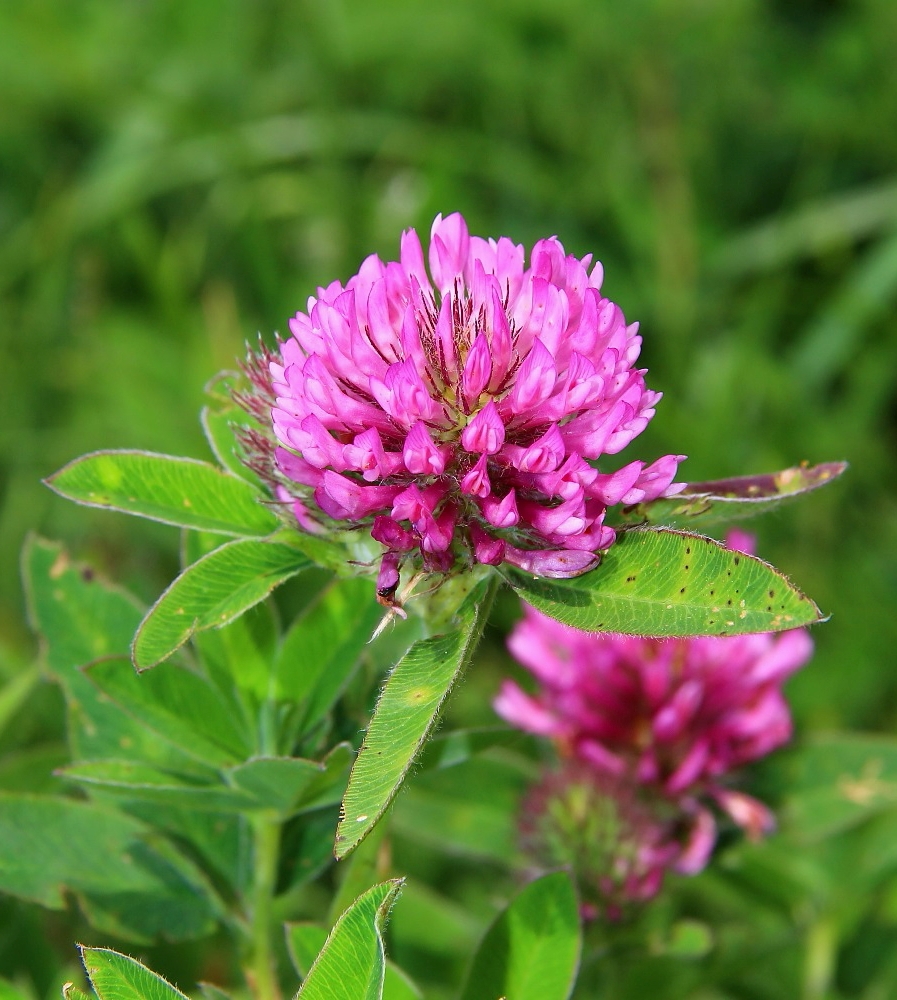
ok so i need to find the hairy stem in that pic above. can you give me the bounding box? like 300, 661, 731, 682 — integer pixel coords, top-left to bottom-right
247, 814, 283, 1000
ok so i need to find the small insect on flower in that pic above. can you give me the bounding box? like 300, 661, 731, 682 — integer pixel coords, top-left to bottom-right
238, 213, 684, 603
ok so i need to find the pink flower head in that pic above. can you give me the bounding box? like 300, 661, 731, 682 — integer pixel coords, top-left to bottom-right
495, 533, 813, 892
262, 213, 683, 591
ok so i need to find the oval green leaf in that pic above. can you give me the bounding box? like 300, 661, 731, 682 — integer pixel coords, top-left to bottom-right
298, 880, 404, 1000
132, 538, 310, 669
334, 575, 497, 859
80, 947, 190, 1000
45, 450, 278, 536
21, 536, 190, 767
459, 872, 581, 1000
58, 760, 256, 812
226, 744, 353, 815
0, 795, 218, 941
201, 396, 261, 485
85, 656, 253, 767
504, 528, 823, 636
274, 577, 384, 736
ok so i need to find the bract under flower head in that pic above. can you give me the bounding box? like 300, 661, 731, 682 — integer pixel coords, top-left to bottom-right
495, 533, 813, 884
520, 763, 693, 920
266, 213, 683, 591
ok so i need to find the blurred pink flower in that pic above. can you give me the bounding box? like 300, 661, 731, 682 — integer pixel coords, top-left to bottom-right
253, 213, 683, 596
519, 763, 702, 920
495, 533, 813, 902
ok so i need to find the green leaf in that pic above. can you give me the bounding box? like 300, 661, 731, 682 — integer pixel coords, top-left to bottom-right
0, 665, 40, 740
194, 595, 280, 706
226, 744, 352, 815
132, 538, 310, 669
276, 809, 340, 906
274, 577, 383, 735
45, 450, 278, 536
287, 919, 422, 999
286, 922, 328, 977
0, 795, 218, 941
63, 984, 94, 1000
80, 947, 190, 1000
459, 872, 581, 1000
620, 462, 847, 528
126, 802, 248, 898
504, 528, 823, 636
22, 535, 143, 673
783, 734, 897, 841
84, 656, 252, 767
57, 760, 255, 812
22, 537, 194, 768
334, 575, 497, 859
297, 880, 404, 1000
201, 392, 260, 485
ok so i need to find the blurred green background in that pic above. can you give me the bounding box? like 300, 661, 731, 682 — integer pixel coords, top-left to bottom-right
1, 0, 896, 987
4, 0, 894, 727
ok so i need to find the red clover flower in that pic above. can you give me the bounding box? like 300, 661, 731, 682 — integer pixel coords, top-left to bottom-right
495, 532, 813, 906
247, 213, 683, 602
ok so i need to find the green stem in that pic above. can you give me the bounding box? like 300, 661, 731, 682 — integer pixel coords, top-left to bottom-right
247, 813, 283, 1000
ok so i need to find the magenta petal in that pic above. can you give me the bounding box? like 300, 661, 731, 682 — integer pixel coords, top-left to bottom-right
391, 483, 438, 523
507, 338, 557, 414
750, 629, 814, 684
577, 738, 627, 777
399, 226, 428, 290
714, 789, 776, 840
460, 454, 491, 498
493, 681, 560, 736
652, 679, 703, 742
301, 354, 388, 431
344, 427, 403, 481
471, 523, 505, 565
619, 454, 686, 504
275, 447, 325, 488
480, 489, 519, 528
502, 424, 565, 474
316, 471, 400, 519
376, 551, 401, 594
371, 515, 416, 551
589, 461, 645, 506
461, 331, 493, 405
433, 294, 459, 379
725, 529, 756, 556
503, 545, 598, 578
419, 502, 457, 553
429, 212, 470, 293
674, 807, 716, 875
665, 738, 709, 795
403, 421, 448, 476
391, 483, 446, 524
520, 495, 587, 537
461, 401, 506, 455
370, 360, 445, 426
486, 286, 513, 390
